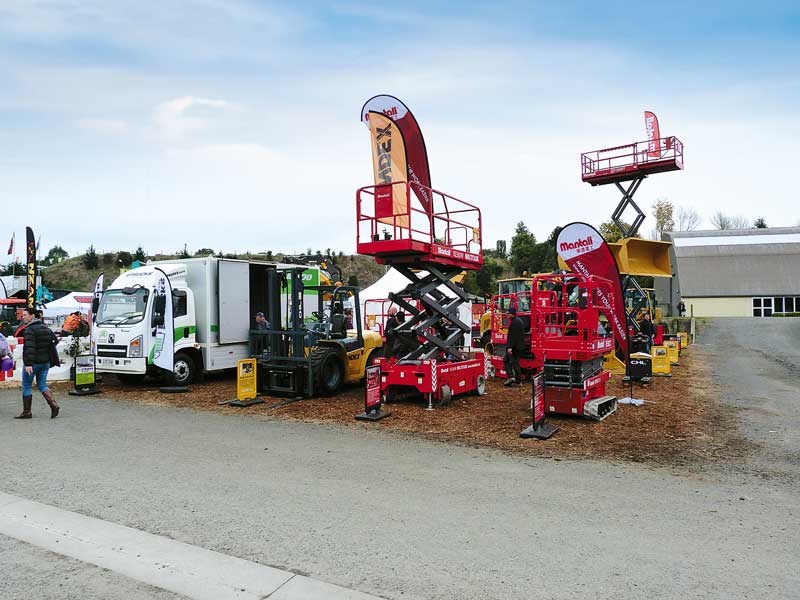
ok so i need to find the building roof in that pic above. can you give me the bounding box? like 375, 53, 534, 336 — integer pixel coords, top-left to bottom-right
663, 227, 800, 297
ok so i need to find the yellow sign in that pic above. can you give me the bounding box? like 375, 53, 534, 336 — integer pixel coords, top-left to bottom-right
663, 340, 680, 365
237, 358, 257, 401
651, 346, 671, 376
677, 332, 689, 349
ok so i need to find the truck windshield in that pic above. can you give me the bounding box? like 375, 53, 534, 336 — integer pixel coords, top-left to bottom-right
97, 289, 149, 325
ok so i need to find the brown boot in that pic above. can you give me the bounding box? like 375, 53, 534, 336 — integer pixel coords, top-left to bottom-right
14, 395, 33, 419
42, 390, 60, 418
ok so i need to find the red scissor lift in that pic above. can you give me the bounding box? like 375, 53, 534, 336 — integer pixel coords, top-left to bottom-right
489, 274, 618, 420
357, 181, 486, 407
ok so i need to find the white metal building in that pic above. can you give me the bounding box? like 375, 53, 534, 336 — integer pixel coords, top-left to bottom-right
657, 227, 800, 317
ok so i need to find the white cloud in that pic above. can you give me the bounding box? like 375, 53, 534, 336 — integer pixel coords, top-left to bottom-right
76, 118, 128, 134
152, 96, 241, 142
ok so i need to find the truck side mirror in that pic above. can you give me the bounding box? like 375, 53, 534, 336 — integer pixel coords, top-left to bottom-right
91, 298, 100, 318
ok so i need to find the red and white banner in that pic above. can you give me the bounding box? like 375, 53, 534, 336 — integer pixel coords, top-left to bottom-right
362, 95, 432, 214
556, 222, 628, 357
644, 110, 661, 159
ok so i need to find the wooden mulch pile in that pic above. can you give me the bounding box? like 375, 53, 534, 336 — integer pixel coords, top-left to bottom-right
95, 345, 747, 467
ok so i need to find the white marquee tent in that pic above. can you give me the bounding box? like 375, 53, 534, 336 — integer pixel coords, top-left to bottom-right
358, 268, 472, 339
42, 291, 93, 319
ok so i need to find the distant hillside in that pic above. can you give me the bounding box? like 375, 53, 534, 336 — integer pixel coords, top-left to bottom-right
42, 252, 388, 292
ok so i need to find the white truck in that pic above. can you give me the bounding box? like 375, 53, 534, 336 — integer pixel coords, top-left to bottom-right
92, 257, 321, 385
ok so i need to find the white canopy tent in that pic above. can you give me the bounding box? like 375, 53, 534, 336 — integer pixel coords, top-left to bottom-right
42, 292, 93, 319
359, 268, 472, 339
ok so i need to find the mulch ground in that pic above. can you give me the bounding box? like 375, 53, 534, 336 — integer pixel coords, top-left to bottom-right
89, 345, 748, 467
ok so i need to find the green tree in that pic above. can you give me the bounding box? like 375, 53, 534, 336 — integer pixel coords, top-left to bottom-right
83, 245, 99, 269
539, 226, 563, 272
598, 221, 627, 243
347, 274, 359, 286
177, 246, 191, 259
102, 252, 114, 266
133, 246, 147, 262
495, 240, 507, 258
0, 261, 24, 276
117, 251, 133, 267
42, 245, 69, 266
265, 250, 274, 260
194, 248, 215, 257
753, 217, 767, 229
509, 222, 539, 275
651, 199, 675, 239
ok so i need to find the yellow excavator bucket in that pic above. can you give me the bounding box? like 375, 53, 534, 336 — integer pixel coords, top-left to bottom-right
612, 238, 672, 278
557, 238, 672, 278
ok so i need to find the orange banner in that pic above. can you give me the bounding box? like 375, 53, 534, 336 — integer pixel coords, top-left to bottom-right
369, 111, 409, 228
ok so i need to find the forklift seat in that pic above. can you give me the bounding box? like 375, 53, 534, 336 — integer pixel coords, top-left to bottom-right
330, 313, 347, 338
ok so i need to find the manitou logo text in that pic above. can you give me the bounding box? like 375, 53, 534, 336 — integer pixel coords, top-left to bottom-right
375, 124, 393, 184
559, 236, 593, 252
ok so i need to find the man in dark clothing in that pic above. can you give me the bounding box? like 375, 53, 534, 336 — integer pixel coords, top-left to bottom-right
504, 307, 524, 386
678, 300, 686, 317
384, 307, 400, 358
14, 308, 59, 419
638, 312, 655, 353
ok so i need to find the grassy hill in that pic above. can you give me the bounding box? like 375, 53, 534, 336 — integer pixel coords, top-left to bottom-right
42, 252, 388, 292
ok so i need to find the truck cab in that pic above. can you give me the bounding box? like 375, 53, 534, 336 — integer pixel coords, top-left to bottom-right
93, 264, 198, 384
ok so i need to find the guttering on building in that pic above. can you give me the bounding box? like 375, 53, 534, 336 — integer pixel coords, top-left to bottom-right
657, 227, 800, 317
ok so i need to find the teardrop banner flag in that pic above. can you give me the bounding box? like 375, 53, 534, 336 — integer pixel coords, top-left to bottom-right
362, 95, 432, 214
90, 272, 104, 329
25, 227, 36, 310
368, 110, 410, 229
152, 268, 174, 374
644, 110, 661, 159
556, 222, 628, 358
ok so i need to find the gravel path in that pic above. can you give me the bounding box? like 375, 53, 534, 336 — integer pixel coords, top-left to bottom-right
1, 337, 798, 600
699, 317, 800, 482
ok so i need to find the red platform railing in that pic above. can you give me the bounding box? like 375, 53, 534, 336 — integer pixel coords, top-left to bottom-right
581, 136, 684, 184
357, 182, 483, 267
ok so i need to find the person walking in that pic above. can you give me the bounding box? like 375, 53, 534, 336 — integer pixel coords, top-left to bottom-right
677, 300, 686, 317
14, 307, 59, 419
504, 307, 524, 386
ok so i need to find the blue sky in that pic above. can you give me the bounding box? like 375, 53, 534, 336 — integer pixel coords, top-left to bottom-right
1, 1, 798, 261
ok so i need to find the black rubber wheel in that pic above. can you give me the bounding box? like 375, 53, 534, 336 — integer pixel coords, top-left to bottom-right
434, 384, 453, 407
172, 351, 196, 386
310, 347, 344, 396
480, 331, 494, 356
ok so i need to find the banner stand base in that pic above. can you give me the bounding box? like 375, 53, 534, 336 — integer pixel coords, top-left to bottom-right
520, 422, 559, 440
69, 388, 102, 396
355, 409, 391, 422
159, 386, 190, 394
229, 397, 265, 408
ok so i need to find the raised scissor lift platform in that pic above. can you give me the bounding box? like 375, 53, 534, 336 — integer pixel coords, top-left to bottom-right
357, 181, 485, 406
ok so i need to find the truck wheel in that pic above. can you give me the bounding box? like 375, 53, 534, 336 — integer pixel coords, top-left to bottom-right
310, 348, 344, 396
480, 331, 494, 356
173, 352, 196, 385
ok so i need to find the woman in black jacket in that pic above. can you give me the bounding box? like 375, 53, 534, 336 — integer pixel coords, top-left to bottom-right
14, 308, 60, 419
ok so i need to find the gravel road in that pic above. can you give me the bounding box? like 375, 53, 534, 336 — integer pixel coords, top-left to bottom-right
0, 317, 798, 599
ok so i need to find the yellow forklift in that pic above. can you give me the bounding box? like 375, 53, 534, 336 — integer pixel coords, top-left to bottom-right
255, 268, 383, 397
